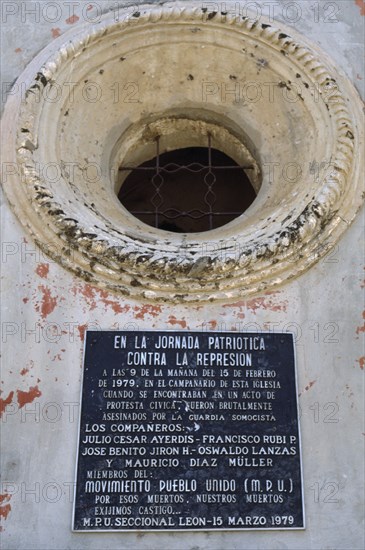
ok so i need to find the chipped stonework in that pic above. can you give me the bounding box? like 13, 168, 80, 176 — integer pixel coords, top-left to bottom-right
1, 2, 364, 303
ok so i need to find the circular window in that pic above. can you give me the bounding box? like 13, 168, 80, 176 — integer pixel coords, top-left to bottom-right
111, 114, 262, 233
118, 138, 257, 233
1, 4, 363, 302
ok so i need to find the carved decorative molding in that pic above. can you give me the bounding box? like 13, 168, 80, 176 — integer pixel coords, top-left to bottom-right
2, 3, 364, 302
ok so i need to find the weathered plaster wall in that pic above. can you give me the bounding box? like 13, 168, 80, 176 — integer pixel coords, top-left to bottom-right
1, 1, 364, 549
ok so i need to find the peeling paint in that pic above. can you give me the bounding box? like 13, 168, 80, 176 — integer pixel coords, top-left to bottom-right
16, 386, 42, 408
168, 315, 187, 329
51, 28, 61, 38
0, 391, 14, 418
299, 380, 317, 397
78, 324, 88, 341
72, 283, 129, 314
356, 311, 365, 334
66, 14, 80, 24
223, 292, 288, 314
35, 263, 49, 278
0, 493, 12, 525
133, 304, 162, 320
246, 292, 288, 313
0, 504, 11, 520
35, 286, 58, 319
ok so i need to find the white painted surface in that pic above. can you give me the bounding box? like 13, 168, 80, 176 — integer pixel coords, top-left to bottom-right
1, 1, 364, 549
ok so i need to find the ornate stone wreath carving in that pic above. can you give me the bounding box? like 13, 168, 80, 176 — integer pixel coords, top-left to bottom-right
1, 2, 364, 302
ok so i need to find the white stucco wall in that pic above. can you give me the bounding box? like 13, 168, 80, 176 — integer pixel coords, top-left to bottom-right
1, 1, 364, 549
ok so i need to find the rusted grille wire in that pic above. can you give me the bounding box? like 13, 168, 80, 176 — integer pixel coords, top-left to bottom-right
118, 134, 255, 232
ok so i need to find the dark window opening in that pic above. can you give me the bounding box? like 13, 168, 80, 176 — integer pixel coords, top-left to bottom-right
118, 137, 257, 233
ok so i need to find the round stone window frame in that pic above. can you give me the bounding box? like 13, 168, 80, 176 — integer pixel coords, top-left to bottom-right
1, 3, 364, 303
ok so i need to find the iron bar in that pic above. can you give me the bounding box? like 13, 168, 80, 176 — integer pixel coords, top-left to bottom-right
119, 135, 253, 231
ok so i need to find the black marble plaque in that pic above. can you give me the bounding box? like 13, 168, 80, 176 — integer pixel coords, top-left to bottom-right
73, 331, 304, 531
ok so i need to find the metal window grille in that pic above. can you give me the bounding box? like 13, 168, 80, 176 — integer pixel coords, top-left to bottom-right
118, 134, 255, 232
